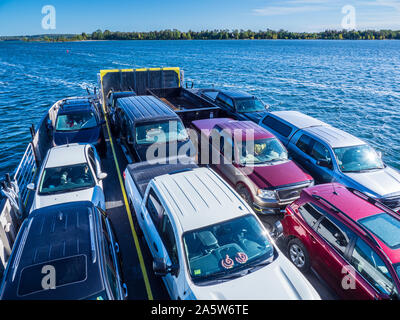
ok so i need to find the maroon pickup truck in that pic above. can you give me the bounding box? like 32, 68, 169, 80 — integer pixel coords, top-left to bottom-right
191, 118, 314, 214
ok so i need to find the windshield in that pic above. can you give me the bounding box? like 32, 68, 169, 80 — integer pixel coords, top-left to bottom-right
39, 163, 95, 195
56, 111, 98, 131
183, 215, 274, 284
135, 120, 188, 145
334, 145, 384, 172
236, 98, 265, 113
239, 138, 288, 165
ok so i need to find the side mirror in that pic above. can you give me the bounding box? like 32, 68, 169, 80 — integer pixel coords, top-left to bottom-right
153, 258, 178, 277
153, 258, 168, 276
27, 183, 35, 191
317, 159, 331, 169
46, 119, 53, 130
271, 221, 283, 239
97, 172, 108, 180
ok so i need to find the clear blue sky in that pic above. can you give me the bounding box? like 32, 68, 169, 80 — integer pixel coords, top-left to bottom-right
1, 0, 400, 36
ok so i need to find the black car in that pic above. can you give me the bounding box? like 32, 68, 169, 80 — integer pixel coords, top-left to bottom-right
199, 88, 269, 123
50, 98, 107, 157
114, 95, 195, 162
0, 201, 127, 300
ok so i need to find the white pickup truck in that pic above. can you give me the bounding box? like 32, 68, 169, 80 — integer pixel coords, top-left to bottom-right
124, 158, 320, 300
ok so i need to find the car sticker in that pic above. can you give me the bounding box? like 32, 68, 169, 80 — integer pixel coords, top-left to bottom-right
235, 252, 248, 264
221, 254, 234, 269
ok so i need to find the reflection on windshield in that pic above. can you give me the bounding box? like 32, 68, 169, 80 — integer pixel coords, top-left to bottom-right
135, 120, 188, 145
334, 145, 384, 172
183, 215, 274, 284
39, 163, 95, 195
236, 98, 265, 113
56, 112, 97, 131
239, 138, 288, 165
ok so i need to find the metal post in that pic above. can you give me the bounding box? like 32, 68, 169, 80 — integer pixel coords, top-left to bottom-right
29, 125, 40, 168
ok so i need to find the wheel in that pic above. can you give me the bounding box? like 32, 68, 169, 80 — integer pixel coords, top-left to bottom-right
287, 238, 311, 273
236, 184, 253, 208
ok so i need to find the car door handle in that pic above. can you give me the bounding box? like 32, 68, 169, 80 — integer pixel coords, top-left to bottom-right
153, 242, 158, 252
309, 234, 317, 243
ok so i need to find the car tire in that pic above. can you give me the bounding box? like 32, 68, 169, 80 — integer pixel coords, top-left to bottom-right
287, 238, 311, 273
236, 184, 253, 208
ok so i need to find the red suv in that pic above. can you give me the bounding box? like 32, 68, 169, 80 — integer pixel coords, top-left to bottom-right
282, 183, 400, 300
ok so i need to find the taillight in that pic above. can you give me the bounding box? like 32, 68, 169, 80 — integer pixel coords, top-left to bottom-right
285, 206, 294, 217
123, 171, 126, 179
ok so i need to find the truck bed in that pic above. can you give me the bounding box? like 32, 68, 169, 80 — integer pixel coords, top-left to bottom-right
147, 87, 229, 124
126, 158, 198, 198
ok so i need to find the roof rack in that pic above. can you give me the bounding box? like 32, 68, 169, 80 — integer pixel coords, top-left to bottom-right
311, 194, 381, 249
346, 187, 400, 218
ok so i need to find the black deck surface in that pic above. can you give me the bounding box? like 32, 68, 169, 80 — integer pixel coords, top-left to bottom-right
100, 127, 169, 300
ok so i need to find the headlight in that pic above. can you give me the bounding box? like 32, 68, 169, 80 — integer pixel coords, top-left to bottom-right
309, 180, 315, 187
257, 189, 276, 200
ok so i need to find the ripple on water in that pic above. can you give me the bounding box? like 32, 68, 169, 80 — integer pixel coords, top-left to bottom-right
0, 40, 400, 174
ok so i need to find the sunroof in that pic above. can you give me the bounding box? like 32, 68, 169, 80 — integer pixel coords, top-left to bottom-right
18, 255, 87, 296
359, 213, 400, 249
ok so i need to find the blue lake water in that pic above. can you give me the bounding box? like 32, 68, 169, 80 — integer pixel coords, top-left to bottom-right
0, 40, 399, 175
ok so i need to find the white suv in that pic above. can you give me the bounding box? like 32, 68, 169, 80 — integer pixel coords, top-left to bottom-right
28, 144, 107, 212
124, 164, 320, 300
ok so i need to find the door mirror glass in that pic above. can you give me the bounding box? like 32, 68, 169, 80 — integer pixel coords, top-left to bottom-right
271, 221, 283, 239
27, 183, 35, 191
153, 258, 178, 277
153, 258, 168, 276
317, 159, 332, 169
97, 172, 108, 180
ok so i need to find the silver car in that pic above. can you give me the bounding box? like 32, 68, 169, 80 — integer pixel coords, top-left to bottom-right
259, 111, 400, 211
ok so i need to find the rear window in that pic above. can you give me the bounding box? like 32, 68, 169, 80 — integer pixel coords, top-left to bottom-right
359, 213, 400, 249
262, 116, 292, 138
18, 255, 87, 296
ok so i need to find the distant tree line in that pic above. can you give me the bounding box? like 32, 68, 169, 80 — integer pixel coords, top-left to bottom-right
2, 29, 400, 42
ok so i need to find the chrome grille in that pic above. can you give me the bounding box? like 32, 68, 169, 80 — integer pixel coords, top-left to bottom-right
276, 183, 310, 202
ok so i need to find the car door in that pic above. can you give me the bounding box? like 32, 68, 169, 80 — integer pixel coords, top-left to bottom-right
311, 214, 356, 297
87, 146, 106, 209
158, 213, 183, 299
140, 188, 166, 260
309, 140, 335, 183
291, 133, 318, 176
347, 237, 399, 300
216, 94, 236, 119
100, 216, 123, 300
213, 130, 236, 182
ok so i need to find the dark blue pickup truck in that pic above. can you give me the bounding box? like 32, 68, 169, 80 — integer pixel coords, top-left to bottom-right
197, 88, 269, 123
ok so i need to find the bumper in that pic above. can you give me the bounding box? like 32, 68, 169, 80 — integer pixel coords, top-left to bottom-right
252, 196, 292, 215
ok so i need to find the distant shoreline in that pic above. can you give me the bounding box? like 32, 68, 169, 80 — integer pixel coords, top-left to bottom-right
1, 29, 400, 42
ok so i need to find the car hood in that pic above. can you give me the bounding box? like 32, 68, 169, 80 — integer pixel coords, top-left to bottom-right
241, 111, 269, 123
32, 188, 95, 211
54, 127, 100, 145
248, 160, 312, 188
344, 166, 400, 198
190, 254, 320, 300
